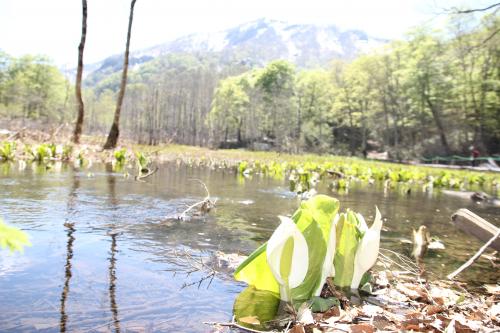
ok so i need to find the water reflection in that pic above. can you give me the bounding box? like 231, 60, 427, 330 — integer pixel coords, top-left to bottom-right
59, 168, 79, 332
108, 232, 120, 333
107, 166, 121, 333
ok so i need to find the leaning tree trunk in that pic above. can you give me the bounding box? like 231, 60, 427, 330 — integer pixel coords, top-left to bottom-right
72, 0, 87, 144
103, 0, 137, 149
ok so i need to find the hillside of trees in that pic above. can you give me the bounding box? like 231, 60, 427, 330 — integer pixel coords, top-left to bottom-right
0, 12, 498, 158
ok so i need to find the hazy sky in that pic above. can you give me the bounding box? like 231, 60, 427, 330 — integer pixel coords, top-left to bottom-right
0, 0, 490, 66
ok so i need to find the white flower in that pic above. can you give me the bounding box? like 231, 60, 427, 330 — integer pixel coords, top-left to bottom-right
351, 207, 383, 289
266, 216, 309, 301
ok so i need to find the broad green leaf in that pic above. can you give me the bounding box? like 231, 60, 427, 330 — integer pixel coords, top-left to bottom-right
290, 210, 327, 300
279, 237, 294, 283
234, 195, 339, 300
310, 296, 340, 312
0, 219, 31, 253
234, 243, 280, 293
233, 286, 280, 330
298, 195, 339, 241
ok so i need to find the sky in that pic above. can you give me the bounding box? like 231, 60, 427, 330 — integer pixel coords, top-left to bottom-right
0, 0, 491, 67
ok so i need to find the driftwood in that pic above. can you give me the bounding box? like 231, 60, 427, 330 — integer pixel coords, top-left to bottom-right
177, 179, 215, 220
447, 229, 500, 280
134, 166, 158, 181
443, 190, 500, 207
451, 209, 500, 251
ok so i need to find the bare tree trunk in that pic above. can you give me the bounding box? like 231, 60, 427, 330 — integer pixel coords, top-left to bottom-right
72, 0, 87, 144
103, 0, 137, 149
424, 92, 450, 154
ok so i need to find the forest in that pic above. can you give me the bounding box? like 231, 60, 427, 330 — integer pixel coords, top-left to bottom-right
0, 11, 498, 159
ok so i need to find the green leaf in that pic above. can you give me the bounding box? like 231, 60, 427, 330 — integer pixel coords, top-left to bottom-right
310, 296, 340, 312
234, 243, 280, 293
233, 286, 280, 330
234, 195, 339, 300
0, 219, 31, 253
279, 237, 294, 284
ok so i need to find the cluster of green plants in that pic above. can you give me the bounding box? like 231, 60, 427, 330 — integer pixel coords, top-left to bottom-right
0, 141, 16, 161
236, 158, 499, 194
0, 141, 75, 162
233, 195, 382, 328
0, 142, 155, 174
25, 143, 73, 162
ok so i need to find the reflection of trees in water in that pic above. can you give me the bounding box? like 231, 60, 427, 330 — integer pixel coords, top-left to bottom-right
108, 232, 120, 333
59, 168, 79, 332
107, 167, 121, 333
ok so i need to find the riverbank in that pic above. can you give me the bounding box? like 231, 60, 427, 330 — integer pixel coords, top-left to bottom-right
1, 130, 499, 196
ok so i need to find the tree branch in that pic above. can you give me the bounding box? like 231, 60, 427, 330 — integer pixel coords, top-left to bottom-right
452, 2, 500, 14
447, 229, 500, 280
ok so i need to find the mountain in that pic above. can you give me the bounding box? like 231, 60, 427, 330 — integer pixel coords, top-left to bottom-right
84, 18, 387, 87
138, 18, 387, 66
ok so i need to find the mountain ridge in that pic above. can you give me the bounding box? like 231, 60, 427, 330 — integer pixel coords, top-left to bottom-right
84, 18, 388, 86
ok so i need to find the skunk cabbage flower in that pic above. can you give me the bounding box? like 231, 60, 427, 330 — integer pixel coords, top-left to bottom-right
267, 216, 309, 301
234, 195, 339, 301
314, 213, 338, 296
350, 207, 382, 289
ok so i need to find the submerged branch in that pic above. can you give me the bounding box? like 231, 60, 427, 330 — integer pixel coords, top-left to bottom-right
134, 166, 158, 181
447, 229, 500, 280
203, 318, 277, 333
177, 179, 215, 220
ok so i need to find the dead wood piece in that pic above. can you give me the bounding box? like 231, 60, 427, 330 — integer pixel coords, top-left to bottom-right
134, 166, 158, 181
451, 209, 500, 251
6, 127, 25, 141
326, 170, 345, 178
203, 319, 275, 333
50, 123, 65, 141
177, 179, 216, 220
447, 228, 500, 280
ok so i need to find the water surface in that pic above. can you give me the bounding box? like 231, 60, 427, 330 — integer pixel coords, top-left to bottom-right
0, 162, 498, 332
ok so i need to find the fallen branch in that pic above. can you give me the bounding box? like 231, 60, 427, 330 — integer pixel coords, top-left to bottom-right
6, 127, 25, 141
447, 229, 500, 280
164, 248, 218, 290
134, 166, 158, 181
203, 318, 276, 333
177, 179, 215, 220
50, 123, 65, 141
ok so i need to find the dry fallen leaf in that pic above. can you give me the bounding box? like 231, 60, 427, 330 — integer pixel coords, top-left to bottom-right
238, 316, 260, 326
372, 315, 394, 331
297, 303, 315, 325
349, 323, 374, 333
425, 304, 445, 315
396, 283, 425, 301
467, 310, 485, 321
322, 305, 341, 319
290, 324, 306, 333
484, 284, 500, 295
487, 303, 500, 321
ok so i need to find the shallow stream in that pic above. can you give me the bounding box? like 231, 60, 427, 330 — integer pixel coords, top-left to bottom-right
0, 162, 498, 332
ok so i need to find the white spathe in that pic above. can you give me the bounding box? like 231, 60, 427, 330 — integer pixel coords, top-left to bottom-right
266, 216, 309, 301
314, 213, 338, 296
350, 207, 383, 289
